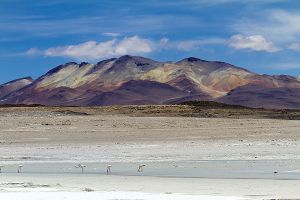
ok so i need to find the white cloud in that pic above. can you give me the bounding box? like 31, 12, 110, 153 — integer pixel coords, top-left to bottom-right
288, 43, 300, 51
27, 36, 230, 59
233, 10, 300, 44
43, 36, 153, 60
229, 34, 280, 52
26, 48, 41, 56
102, 32, 121, 37
114, 36, 153, 55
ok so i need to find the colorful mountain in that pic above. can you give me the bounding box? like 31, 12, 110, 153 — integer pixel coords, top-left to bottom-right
1, 55, 299, 109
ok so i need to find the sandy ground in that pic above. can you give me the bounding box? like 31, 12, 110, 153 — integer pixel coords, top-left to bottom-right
0, 107, 300, 199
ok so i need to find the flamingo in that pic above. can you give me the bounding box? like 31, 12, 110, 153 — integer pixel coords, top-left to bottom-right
75, 164, 86, 173
18, 165, 23, 173
138, 164, 146, 173
106, 165, 112, 175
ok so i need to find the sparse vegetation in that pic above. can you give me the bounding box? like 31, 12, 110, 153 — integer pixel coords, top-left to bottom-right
1, 103, 300, 120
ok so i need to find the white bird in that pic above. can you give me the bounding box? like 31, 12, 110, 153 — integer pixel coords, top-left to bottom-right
17, 165, 23, 173
106, 165, 112, 175
138, 164, 146, 173
75, 164, 86, 173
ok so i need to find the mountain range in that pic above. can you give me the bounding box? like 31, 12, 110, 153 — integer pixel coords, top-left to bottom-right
1, 55, 300, 109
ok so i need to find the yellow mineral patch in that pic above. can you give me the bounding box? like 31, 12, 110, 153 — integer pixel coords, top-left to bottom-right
36, 64, 80, 89
141, 63, 188, 82
36, 64, 98, 89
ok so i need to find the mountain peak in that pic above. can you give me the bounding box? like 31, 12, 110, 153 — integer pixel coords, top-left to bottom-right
0, 76, 34, 99
178, 57, 236, 66
116, 55, 154, 63
45, 62, 79, 76
188, 57, 208, 62
116, 55, 140, 63
178, 57, 209, 63
79, 62, 90, 67
119, 54, 134, 59
3, 76, 33, 85
101, 55, 161, 80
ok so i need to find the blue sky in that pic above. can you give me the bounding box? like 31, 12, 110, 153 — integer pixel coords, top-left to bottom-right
1, 0, 300, 83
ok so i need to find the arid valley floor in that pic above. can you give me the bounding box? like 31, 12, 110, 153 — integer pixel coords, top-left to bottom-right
0, 105, 300, 199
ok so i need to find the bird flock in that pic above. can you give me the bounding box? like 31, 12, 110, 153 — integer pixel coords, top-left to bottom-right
0, 164, 146, 175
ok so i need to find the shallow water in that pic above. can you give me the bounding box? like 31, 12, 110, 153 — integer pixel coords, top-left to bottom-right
0, 159, 299, 180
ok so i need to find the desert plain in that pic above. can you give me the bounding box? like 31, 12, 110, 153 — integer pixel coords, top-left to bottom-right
0, 105, 300, 199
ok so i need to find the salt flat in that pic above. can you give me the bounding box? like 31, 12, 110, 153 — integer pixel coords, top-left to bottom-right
0, 106, 299, 199
1, 174, 300, 199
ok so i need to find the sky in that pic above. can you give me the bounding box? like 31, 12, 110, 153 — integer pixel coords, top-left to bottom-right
1, 0, 300, 84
